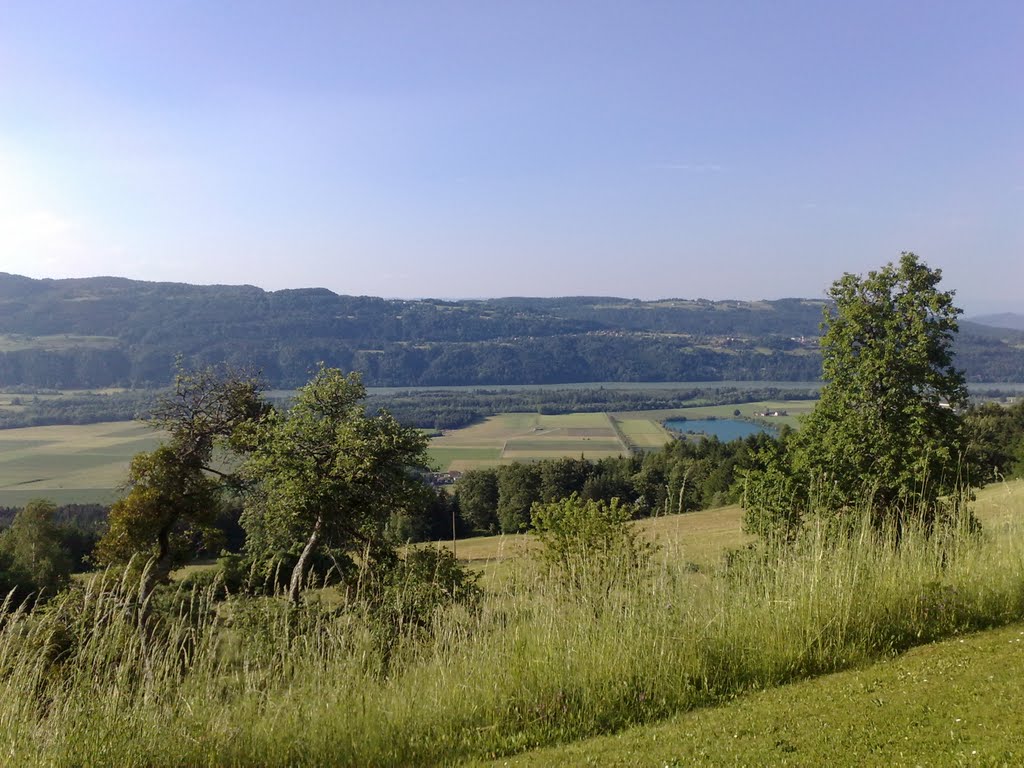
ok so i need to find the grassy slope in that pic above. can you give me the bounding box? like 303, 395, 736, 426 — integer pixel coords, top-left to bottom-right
3, 481, 1022, 765
444, 478, 1023, 572
477, 480, 1024, 767
440, 505, 750, 568
484, 621, 1024, 767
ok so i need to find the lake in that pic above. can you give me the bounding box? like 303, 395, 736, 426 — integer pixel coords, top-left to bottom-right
663, 418, 777, 441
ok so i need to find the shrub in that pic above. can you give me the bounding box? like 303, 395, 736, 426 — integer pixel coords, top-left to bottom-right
531, 494, 652, 605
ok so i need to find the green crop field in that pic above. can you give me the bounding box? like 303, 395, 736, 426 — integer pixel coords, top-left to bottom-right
426, 401, 816, 472
0, 421, 162, 507
0, 334, 120, 353
503, 438, 624, 453
428, 411, 632, 470
612, 417, 673, 448
425, 446, 504, 471
0, 400, 818, 505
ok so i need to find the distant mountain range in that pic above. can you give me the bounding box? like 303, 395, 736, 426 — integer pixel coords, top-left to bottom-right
968, 313, 1024, 332
1, 272, 1023, 388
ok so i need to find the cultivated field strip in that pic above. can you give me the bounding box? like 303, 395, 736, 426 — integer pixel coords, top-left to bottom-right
0, 421, 162, 505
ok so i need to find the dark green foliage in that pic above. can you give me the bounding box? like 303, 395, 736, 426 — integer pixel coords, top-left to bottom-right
581, 456, 639, 505
0, 389, 155, 429
0, 499, 73, 602
964, 398, 1024, 482
313, 546, 485, 675
0, 503, 107, 573
540, 458, 591, 503
92, 446, 225, 572
356, 547, 481, 635
455, 470, 500, 534
743, 254, 972, 537
531, 495, 652, 603
802, 254, 967, 512
738, 436, 807, 542
92, 364, 266, 593
496, 463, 542, 533
387, 488, 463, 544
240, 367, 431, 602
454, 434, 770, 535
179, 549, 356, 599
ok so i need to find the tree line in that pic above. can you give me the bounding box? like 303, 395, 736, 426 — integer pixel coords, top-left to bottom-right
740, 253, 996, 540
453, 435, 774, 535
3, 389, 1021, 601
373, 385, 817, 430
0, 383, 816, 431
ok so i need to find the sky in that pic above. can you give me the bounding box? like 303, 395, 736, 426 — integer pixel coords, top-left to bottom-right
1, 1, 1022, 313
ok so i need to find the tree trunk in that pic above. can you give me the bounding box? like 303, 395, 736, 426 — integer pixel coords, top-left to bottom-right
140, 525, 176, 603
288, 515, 323, 603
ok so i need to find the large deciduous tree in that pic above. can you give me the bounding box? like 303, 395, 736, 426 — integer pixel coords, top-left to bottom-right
240, 367, 430, 603
93, 364, 266, 595
744, 253, 969, 537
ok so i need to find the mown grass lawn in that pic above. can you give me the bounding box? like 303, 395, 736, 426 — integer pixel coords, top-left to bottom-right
485, 621, 1024, 767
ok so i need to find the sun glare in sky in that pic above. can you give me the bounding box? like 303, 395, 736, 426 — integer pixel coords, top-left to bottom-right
1, 2, 1022, 312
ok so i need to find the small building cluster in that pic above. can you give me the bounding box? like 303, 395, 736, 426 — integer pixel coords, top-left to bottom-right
425, 471, 463, 487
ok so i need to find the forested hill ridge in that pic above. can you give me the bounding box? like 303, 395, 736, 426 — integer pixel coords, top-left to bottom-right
1, 272, 1022, 388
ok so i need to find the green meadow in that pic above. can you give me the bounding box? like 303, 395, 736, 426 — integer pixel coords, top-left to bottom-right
427, 411, 632, 471
490, 620, 1024, 767
0, 421, 162, 506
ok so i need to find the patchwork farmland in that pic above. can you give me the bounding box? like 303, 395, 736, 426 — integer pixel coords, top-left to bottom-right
426, 412, 646, 472
0, 400, 815, 505
426, 400, 814, 471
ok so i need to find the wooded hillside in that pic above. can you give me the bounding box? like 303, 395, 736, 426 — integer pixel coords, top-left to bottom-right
1, 272, 1021, 387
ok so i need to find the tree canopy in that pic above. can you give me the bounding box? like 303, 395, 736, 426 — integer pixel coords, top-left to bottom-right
744, 253, 970, 536
0, 499, 73, 601
92, 364, 266, 594
240, 367, 431, 602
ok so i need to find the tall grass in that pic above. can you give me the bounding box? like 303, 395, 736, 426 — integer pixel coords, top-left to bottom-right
2, 503, 1024, 766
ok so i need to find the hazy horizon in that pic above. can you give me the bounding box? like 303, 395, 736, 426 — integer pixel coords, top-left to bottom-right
4, 267, 1023, 317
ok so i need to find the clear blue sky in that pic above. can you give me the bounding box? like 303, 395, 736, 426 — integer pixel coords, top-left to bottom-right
1, 1, 1021, 312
